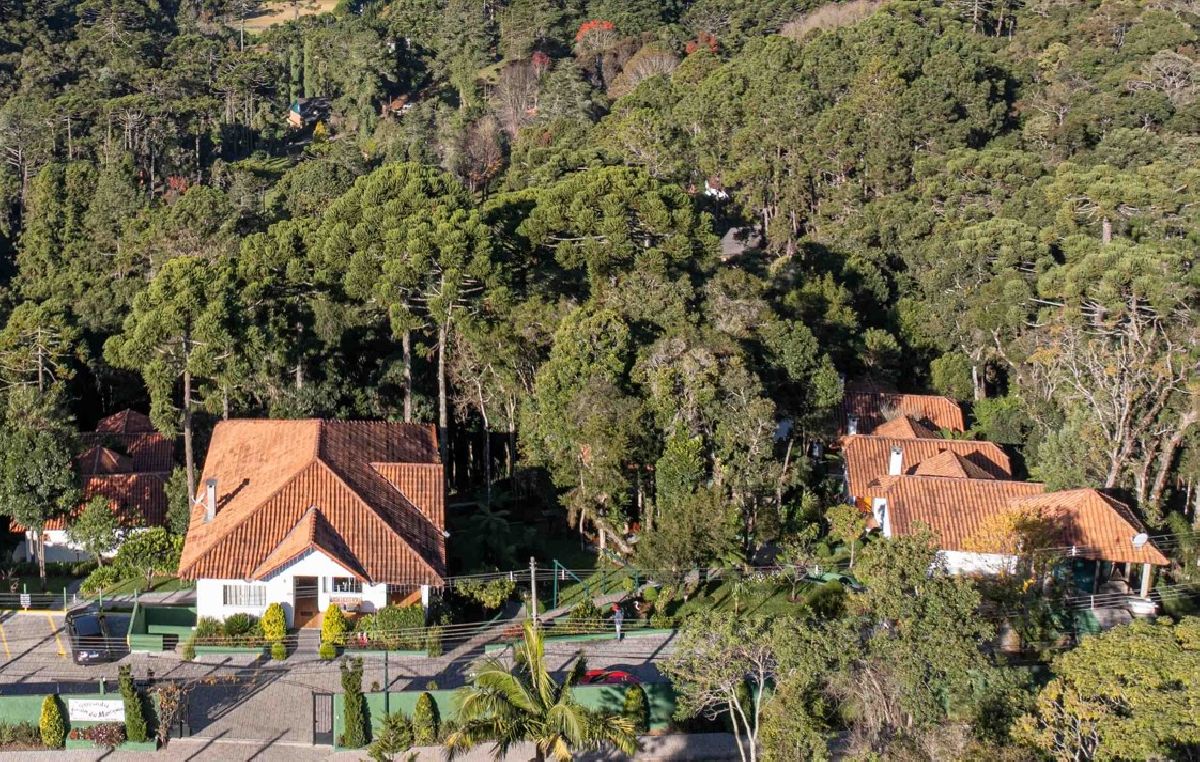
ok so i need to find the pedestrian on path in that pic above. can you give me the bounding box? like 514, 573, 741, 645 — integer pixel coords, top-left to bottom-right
611, 603, 624, 640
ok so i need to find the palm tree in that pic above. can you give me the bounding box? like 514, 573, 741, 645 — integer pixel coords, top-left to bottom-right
445, 620, 638, 761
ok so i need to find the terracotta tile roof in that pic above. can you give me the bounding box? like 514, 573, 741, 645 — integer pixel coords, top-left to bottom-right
877, 478, 1169, 566
1007, 490, 1168, 566
911, 450, 996, 480
869, 415, 943, 439
842, 436, 1012, 500
77, 445, 135, 475
252, 506, 369, 580
79, 432, 174, 473
879, 475, 1046, 548
178, 419, 446, 586
95, 410, 157, 433
839, 389, 966, 435
13, 474, 169, 532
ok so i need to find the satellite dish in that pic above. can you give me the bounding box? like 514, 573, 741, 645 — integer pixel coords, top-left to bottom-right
1132, 533, 1149, 549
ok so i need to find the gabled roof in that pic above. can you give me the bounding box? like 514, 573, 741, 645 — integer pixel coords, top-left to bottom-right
877, 478, 1168, 566
95, 410, 157, 434
911, 450, 996, 480
77, 445, 135, 475
12, 473, 168, 532
870, 415, 943, 440
177, 420, 446, 586
839, 387, 966, 435
1007, 489, 1169, 566
251, 506, 369, 581
842, 436, 1012, 500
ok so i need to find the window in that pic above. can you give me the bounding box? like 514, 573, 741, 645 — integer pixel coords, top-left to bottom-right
331, 577, 362, 594
222, 583, 266, 607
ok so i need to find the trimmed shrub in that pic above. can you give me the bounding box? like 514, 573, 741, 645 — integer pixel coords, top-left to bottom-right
339, 658, 367, 748
261, 602, 287, 642
38, 695, 65, 749
455, 577, 516, 610
321, 605, 349, 645
79, 565, 121, 595
425, 626, 443, 657
649, 612, 674, 629
270, 641, 287, 661
181, 636, 196, 661
222, 612, 258, 637
119, 665, 149, 743
641, 585, 659, 603
318, 641, 337, 660
411, 692, 439, 745
622, 684, 650, 733
366, 711, 413, 761
193, 617, 222, 640
564, 600, 604, 633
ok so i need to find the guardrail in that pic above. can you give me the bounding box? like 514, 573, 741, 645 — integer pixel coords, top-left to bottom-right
0, 590, 86, 611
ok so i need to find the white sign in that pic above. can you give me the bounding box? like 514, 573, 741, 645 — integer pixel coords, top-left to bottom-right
18, 594, 30, 610
68, 699, 125, 723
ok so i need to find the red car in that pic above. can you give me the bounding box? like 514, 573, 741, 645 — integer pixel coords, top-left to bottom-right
581, 670, 640, 686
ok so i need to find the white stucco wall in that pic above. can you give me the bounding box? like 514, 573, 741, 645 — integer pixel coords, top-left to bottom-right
16, 529, 126, 564
938, 550, 1018, 575
196, 549, 392, 628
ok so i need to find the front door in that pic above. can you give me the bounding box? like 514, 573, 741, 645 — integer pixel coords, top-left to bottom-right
294, 576, 320, 628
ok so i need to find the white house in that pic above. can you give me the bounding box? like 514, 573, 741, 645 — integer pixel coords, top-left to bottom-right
178, 419, 446, 628
870, 475, 1168, 595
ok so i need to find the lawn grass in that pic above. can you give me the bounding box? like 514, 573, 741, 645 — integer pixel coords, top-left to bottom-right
668, 578, 807, 620
102, 576, 194, 596
10, 576, 76, 595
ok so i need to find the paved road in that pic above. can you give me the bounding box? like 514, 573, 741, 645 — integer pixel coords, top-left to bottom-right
0, 732, 741, 760
0, 618, 679, 751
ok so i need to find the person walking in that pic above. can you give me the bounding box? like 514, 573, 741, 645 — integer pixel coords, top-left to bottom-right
611, 603, 624, 640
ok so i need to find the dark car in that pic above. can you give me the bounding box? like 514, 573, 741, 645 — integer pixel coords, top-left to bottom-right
580, 669, 640, 686
66, 612, 120, 664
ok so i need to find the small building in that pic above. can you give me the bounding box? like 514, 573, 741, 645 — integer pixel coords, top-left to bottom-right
838, 383, 967, 436
287, 97, 331, 129
10, 410, 172, 563
177, 419, 446, 628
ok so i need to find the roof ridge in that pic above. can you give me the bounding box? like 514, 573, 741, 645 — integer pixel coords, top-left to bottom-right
311, 459, 441, 580
179, 457, 324, 577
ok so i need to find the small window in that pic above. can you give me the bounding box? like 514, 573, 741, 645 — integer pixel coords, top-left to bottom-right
222, 583, 266, 607
331, 577, 362, 594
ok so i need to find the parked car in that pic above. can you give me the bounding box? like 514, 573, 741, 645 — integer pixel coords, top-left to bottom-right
580, 669, 640, 686
66, 611, 120, 664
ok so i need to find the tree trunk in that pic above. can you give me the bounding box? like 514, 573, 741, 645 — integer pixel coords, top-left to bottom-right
972, 362, 987, 401
183, 366, 196, 505
36, 531, 46, 589
1148, 411, 1199, 512
437, 323, 449, 463
402, 330, 413, 423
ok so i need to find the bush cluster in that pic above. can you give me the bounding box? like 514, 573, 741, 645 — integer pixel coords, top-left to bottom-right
0, 720, 42, 748
193, 614, 264, 645
622, 684, 650, 733
76, 722, 125, 749
352, 605, 424, 649
321, 605, 349, 645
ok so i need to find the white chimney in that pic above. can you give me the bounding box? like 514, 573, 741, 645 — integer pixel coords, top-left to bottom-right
204, 478, 218, 522
888, 445, 903, 476
848, 415, 859, 435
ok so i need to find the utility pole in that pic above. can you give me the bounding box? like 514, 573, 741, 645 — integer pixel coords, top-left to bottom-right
529, 557, 537, 621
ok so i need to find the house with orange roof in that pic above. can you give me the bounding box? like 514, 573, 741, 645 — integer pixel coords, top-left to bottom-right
178, 419, 445, 628
872, 475, 1168, 595
840, 433, 1012, 507
10, 410, 173, 563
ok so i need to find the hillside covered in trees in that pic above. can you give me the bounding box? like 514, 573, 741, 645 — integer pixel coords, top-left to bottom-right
2, 0, 1200, 756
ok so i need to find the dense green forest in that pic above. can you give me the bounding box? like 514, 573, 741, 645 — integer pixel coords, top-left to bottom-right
2, 0, 1200, 757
